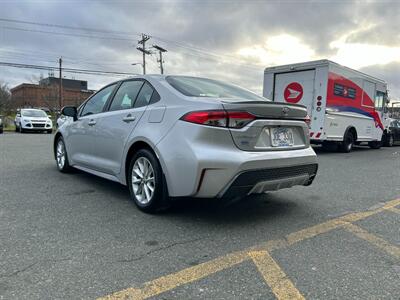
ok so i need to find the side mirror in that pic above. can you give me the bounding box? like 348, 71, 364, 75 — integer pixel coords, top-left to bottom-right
61, 106, 78, 121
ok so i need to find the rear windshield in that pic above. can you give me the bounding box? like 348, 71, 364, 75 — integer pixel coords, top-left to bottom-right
21, 110, 47, 117
166, 76, 268, 102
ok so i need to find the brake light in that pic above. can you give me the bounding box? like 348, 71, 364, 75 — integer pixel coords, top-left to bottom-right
181, 110, 256, 129
304, 114, 311, 127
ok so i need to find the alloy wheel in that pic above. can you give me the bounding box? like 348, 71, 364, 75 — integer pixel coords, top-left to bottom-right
56, 140, 66, 170
131, 157, 155, 204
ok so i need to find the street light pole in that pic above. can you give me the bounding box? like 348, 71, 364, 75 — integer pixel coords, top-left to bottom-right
59, 57, 63, 109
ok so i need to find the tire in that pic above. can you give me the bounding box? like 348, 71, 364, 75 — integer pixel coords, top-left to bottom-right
55, 136, 72, 172
340, 131, 354, 153
15, 125, 18, 132
19, 126, 24, 133
368, 141, 382, 149
127, 148, 169, 213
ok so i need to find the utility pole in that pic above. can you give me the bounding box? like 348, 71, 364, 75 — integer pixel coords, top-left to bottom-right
59, 57, 63, 109
153, 45, 167, 74
136, 34, 151, 74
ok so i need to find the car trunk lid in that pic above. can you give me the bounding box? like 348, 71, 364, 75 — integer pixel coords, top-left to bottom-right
221, 100, 310, 151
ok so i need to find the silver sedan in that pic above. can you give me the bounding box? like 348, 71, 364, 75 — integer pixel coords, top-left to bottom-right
54, 75, 317, 213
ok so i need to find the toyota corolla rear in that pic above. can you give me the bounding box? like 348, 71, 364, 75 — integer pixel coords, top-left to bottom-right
156, 76, 318, 199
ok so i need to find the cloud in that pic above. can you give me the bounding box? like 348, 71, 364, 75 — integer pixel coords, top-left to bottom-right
237, 34, 316, 66
360, 62, 400, 101
0, 0, 399, 99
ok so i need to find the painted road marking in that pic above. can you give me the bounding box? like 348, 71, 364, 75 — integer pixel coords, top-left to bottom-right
249, 251, 305, 300
388, 207, 400, 214
286, 218, 345, 245
99, 198, 400, 300
344, 223, 400, 259
99, 251, 248, 300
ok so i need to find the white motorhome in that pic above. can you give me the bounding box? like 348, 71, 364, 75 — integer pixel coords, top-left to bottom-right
263, 60, 390, 152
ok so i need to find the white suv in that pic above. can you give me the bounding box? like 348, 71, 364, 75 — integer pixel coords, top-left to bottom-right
15, 109, 53, 133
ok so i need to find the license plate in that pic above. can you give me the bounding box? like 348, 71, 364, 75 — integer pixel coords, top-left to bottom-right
271, 127, 294, 147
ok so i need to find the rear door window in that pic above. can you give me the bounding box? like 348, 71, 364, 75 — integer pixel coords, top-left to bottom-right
109, 80, 144, 111
134, 82, 155, 108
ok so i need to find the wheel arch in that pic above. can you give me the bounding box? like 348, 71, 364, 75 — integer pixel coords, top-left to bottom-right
123, 139, 169, 187
344, 126, 357, 141
53, 132, 63, 160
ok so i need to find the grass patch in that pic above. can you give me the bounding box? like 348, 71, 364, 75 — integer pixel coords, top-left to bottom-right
3, 124, 16, 132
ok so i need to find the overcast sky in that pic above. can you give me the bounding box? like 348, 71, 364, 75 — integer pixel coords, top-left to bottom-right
0, 0, 399, 99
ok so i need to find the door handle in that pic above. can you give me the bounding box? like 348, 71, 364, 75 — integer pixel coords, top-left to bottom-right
88, 120, 96, 126
122, 115, 136, 123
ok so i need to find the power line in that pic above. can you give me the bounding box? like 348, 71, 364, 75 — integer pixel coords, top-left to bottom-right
0, 17, 138, 36
2, 26, 135, 42
0, 61, 138, 77
0, 17, 264, 69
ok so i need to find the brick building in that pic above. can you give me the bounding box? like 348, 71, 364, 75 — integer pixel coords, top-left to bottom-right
11, 77, 94, 111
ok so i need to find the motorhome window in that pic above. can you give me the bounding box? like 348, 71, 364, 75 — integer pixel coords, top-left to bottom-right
333, 83, 356, 99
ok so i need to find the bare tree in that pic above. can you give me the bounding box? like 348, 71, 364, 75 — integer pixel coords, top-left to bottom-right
0, 81, 11, 113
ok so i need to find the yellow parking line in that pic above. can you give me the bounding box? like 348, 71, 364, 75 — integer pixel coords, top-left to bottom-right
248, 251, 305, 300
344, 223, 400, 259
286, 198, 400, 245
286, 218, 346, 245
98, 251, 249, 300
388, 207, 400, 214
98, 198, 400, 300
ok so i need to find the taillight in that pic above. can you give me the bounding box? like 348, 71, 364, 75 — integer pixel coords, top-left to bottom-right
227, 111, 256, 128
304, 114, 311, 127
181, 110, 256, 129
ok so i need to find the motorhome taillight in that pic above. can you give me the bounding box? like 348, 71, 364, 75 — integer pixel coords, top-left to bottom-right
305, 115, 311, 127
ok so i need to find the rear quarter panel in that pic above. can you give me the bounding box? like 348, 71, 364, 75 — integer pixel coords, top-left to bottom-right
118, 77, 224, 185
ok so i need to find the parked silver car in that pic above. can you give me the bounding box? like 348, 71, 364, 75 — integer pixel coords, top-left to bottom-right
55, 75, 317, 212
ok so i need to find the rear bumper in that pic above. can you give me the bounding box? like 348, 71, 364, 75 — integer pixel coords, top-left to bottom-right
220, 164, 318, 199
195, 147, 318, 198
157, 121, 318, 198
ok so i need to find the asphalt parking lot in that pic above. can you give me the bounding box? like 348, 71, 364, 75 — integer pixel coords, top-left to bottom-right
0, 132, 399, 300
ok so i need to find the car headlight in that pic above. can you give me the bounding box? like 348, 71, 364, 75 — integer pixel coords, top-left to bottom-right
23, 118, 30, 122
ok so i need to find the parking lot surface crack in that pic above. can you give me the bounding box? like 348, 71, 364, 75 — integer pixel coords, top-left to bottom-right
0, 257, 72, 279
0, 262, 39, 278
116, 237, 204, 263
